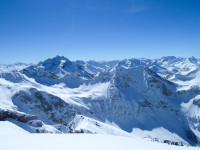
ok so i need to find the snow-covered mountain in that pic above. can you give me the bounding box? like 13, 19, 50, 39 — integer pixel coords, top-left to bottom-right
1, 56, 200, 146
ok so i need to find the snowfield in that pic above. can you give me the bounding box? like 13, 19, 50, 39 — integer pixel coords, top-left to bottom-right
1, 121, 197, 150
0, 133, 199, 150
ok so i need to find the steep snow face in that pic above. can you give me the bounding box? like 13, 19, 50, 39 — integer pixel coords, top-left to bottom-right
0, 77, 34, 110
1, 56, 200, 146
181, 95, 200, 140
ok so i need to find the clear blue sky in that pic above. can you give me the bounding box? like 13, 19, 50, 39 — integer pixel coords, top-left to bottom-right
0, 0, 199, 64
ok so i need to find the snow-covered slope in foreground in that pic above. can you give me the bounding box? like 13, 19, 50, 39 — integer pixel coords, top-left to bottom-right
0, 133, 198, 150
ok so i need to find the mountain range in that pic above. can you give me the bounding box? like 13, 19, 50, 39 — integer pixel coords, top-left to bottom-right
1, 55, 200, 146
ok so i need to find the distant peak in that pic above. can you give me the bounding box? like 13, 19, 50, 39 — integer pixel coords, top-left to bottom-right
161, 56, 177, 60
45, 55, 70, 62
37, 55, 72, 67
187, 56, 198, 64
53, 55, 70, 61
189, 56, 196, 60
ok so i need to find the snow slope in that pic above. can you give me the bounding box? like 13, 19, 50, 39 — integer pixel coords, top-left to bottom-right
0, 134, 198, 150
0, 120, 28, 134
132, 127, 188, 145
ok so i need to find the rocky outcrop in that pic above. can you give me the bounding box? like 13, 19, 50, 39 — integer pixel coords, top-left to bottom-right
12, 88, 76, 125
0, 109, 37, 123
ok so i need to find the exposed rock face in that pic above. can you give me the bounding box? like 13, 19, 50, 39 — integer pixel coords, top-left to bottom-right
0, 109, 37, 123
12, 88, 77, 125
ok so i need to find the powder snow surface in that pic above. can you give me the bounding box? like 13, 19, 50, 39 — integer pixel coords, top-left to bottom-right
0, 134, 198, 150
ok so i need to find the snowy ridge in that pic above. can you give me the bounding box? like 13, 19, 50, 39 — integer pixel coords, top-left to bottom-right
66, 114, 134, 137
1, 56, 200, 147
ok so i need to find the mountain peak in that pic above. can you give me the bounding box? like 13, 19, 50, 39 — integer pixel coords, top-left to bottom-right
188, 56, 198, 62
54, 55, 69, 60
161, 56, 177, 61
46, 55, 71, 63
38, 55, 72, 67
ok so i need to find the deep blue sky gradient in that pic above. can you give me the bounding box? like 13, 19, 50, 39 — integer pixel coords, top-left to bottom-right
0, 0, 200, 63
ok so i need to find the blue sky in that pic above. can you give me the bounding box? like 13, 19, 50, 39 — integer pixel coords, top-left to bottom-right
0, 0, 199, 64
